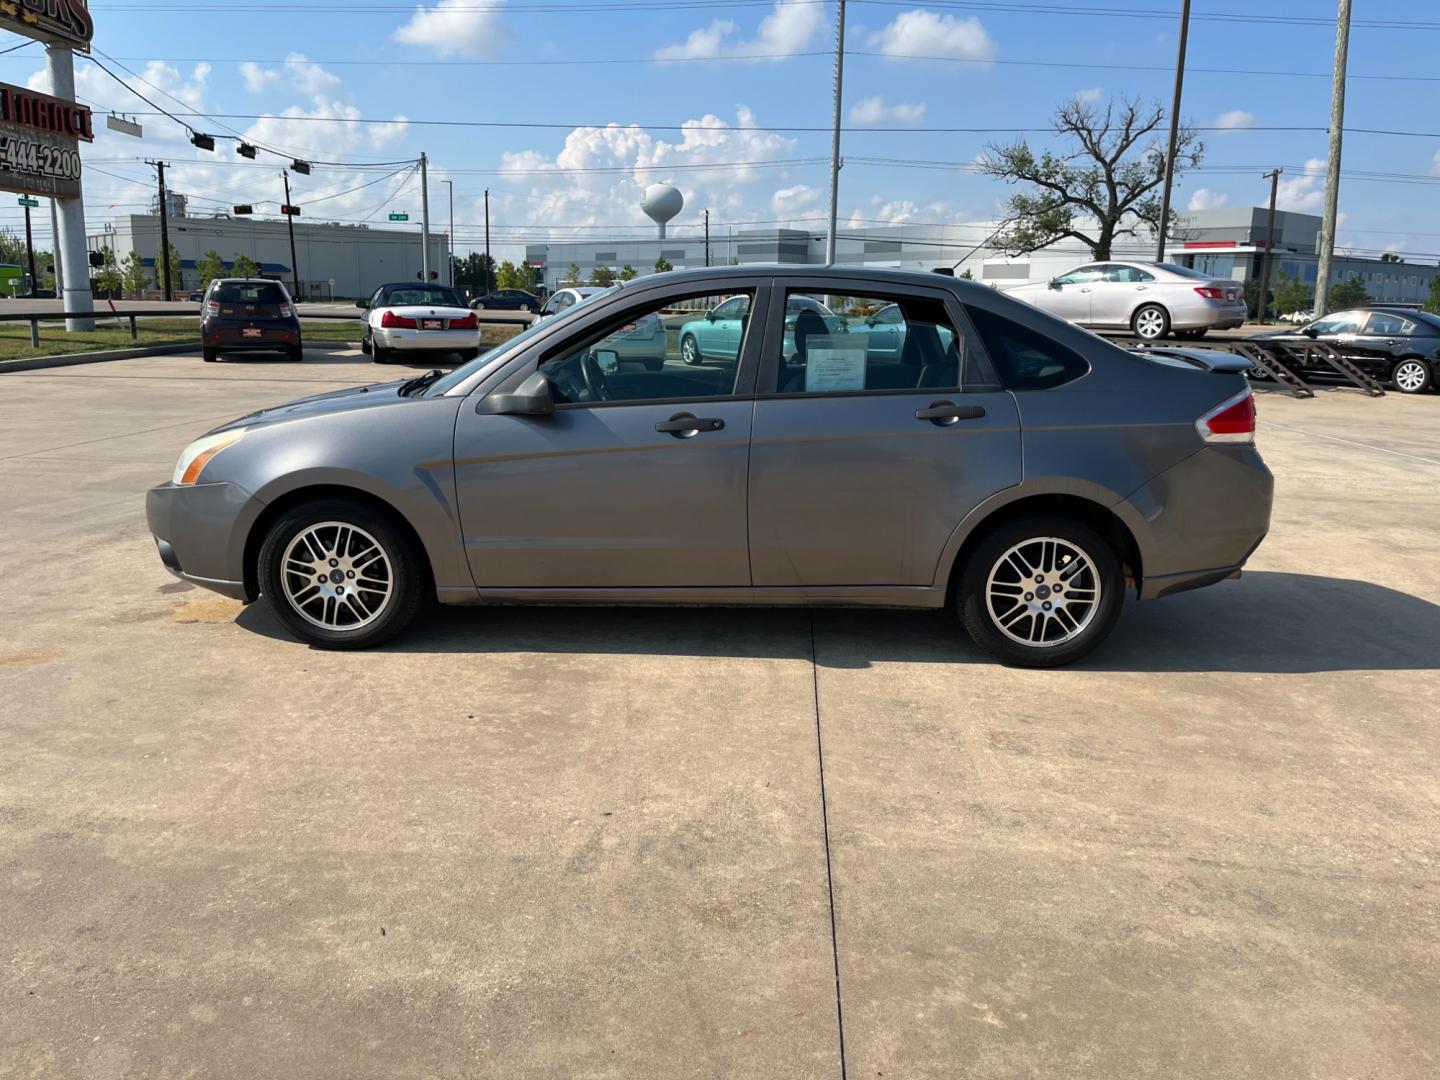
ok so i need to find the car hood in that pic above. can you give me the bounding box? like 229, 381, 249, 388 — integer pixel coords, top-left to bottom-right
206, 380, 414, 436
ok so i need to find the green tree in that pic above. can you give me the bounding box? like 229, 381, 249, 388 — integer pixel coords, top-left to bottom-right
979, 96, 1203, 260
562, 262, 582, 286
156, 243, 184, 291
495, 260, 529, 291
231, 253, 261, 279
1271, 270, 1312, 317
120, 250, 149, 298
0, 228, 26, 266
653, 256, 673, 274
959, 268, 974, 280
1328, 274, 1369, 310
1424, 273, 1440, 315
195, 249, 227, 290
93, 244, 123, 297
618, 264, 637, 281
591, 264, 615, 287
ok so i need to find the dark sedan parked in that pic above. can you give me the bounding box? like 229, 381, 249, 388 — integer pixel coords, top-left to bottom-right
148, 265, 1272, 667
471, 288, 539, 312
1252, 306, 1440, 393
200, 278, 302, 363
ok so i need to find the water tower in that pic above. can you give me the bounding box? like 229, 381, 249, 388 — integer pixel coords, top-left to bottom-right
642, 183, 684, 239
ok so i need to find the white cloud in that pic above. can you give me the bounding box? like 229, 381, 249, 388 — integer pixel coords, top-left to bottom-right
772, 184, 821, 217
240, 62, 279, 94
239, 54, 342, 97
655, 0, 824, 60
1275, 158, 1328, 212
1187, 188, 1228, 211
1430, 147, 1440, 176
867, 10, 997, 61
394, 0, 508, 58
1212, 109, 1255, 131
1076, 86, 1103, 103
849, 96, 926, 125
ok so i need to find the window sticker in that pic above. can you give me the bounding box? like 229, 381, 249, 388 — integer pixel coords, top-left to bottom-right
804, 338, 868, 392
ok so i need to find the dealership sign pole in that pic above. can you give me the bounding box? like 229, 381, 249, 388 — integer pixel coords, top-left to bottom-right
0, 0, 96, 329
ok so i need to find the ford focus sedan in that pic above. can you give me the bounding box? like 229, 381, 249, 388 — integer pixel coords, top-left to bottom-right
1006, 260, 1247, 340
147, 266, 1272, 667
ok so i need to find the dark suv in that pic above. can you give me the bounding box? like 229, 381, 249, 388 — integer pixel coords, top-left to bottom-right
1253, 306, 1440, 394
200, 278, 302, 363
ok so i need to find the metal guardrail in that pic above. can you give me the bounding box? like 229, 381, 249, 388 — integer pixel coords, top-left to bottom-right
0, 308, 522, 349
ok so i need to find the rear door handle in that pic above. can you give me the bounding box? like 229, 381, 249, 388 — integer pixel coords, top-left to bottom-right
915, 401, 986, 426
656, 412, 724, 437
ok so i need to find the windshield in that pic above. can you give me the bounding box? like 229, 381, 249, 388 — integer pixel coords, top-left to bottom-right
1154, 262, 1215, 280
424, 285, 620, 396
384, 286, 464, 307
217, 282, 287, 303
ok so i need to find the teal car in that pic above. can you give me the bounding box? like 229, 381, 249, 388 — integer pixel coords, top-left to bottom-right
679, 294, 846, 365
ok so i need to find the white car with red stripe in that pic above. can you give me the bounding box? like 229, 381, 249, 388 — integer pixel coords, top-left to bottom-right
359, 282, 482, 365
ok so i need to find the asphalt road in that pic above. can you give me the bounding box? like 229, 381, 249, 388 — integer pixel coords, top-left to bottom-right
2, 348, 1437, 1078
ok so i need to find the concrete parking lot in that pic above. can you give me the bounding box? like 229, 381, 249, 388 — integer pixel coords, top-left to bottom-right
2, 348, 1437, 1078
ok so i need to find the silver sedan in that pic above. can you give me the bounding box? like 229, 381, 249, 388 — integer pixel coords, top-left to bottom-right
1005, 260, 1247, 340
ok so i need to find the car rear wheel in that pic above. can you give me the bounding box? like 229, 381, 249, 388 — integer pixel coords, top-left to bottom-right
372, 343, 391, 364
360, 334, 371, 355
203, 346, 218, 362
958, 516, 1125, 668
1392, 358, 1431, 394
519, 303, 530, 313
1131, 304, 1170, 340
288, 344, 304, 362
680, 333, 702, 365
257, 499, 425, 649
473, 302, 486, 310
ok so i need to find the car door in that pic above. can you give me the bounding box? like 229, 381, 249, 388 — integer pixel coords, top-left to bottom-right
451, 281, 772, 592
748, 280, 1022, 589
861, 303, 905, 358
1093, 264, 1156, 327
708, 295, 749, 359
1356, 311, 1412, 371
1038, 265, 1102, 324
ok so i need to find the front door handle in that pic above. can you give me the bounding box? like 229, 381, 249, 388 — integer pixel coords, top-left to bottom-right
915, 401, 986, 426
656, 412, 724, 437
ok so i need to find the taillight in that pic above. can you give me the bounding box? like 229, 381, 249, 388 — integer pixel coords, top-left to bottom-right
205, 300, 220, 316
1194, 286, 1224, 300
278, 303, 294, 317
450, 312, 478, 330
381, 311, 417, 329
1196, 389, 1256, 444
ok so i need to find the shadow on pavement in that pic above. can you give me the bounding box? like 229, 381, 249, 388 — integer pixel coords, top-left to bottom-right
234, 571, 1440, 674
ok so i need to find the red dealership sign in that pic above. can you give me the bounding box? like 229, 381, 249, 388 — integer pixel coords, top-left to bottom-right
0, 81, 93, 141
0, 0, 94, 52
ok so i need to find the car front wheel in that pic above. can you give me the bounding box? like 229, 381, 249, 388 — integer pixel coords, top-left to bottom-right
1392, 358, 1432, 394
257, 499, 425, 649
1131, 303, 1170, 340
680, 333, 702, 365
959, 516, 1125, 668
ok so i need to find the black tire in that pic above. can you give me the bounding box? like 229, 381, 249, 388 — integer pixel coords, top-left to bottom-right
288, 344, 304, 363
680, 333, 702, 366
372, 343, 391, 364
958, 516, 1125, 669
1391, 357, 1432, 394
1131, 303, 1171, 341
1174, 328, 1207, 340
360, 333, 372, 355
644, 358, 665, 371
257, 498, 426, 649
459, 348, 481, 361
203, 346, 219, 362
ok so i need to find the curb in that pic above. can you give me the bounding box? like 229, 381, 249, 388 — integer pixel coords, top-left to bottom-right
0, 339, 361, 375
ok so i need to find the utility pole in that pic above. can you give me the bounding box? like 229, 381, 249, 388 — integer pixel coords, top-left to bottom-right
147, 159, 172, 301
704, 209, 710, 267
1256, 168, 1283, 324
442, 179, 454, 286
484, 188, 492, 294
1155, 0, 1192, 262
824, 0, 846, 266
419, 152, 431, 282
49, 198, 62, 293
47, 43, 93, 330
22, 201, 37, 297
282, 170, 301, 298
1314, 0, 1351, 318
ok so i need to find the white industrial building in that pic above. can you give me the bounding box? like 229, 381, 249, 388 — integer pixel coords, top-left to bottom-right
88, 200, 449, 300
526, 207, 1437, 307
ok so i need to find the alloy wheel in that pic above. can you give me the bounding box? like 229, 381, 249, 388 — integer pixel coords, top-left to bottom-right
1394, 360, 1428, 393
681, 335, 699, 364
281, 521, 393, 630
985, 536, 1102, 648
1134, 307, 1166, 339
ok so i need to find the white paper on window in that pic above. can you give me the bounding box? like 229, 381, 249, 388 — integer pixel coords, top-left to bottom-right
804, 338, 868, 392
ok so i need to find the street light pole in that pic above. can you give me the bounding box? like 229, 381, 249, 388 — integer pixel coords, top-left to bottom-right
1256, 168, 1283, 323
419, 152, 431, 281
484, 188, 492, 294
147, 159, 172, 301
824, 0, 846, 266
1314, 0, 1352, 318
1154, 0, 1192, 262
442, 179, 454, 286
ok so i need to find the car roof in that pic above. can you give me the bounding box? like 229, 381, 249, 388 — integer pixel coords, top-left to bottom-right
377, 282, 459, 290
614, 263, 991, 301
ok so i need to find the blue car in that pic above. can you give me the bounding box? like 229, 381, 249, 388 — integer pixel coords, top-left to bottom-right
679, 294, 847, 365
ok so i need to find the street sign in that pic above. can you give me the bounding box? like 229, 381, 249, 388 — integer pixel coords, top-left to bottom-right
17, 196, 38, 207
388, 213, 408, 222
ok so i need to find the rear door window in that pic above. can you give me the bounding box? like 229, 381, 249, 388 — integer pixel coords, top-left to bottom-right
1364, 312, 1415, 336
963, 305, 1090, 390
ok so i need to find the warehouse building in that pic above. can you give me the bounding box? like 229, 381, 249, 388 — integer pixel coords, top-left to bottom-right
526, 208, 1437, 306
88, 200, 449, 300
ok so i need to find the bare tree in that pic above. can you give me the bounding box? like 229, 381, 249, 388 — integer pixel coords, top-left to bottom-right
978, 97, 1203, 261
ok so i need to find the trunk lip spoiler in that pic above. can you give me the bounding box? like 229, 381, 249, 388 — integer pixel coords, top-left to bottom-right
1128, 345, 1253, 373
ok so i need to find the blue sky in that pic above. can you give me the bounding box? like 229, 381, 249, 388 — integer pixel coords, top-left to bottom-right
3, 0, 1438, 264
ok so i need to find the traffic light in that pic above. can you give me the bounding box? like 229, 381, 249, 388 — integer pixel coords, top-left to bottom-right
191, 132, 215, 151
291, 159, 311, 175
88, 250, 104, 267
237, 142, 257, 159
233, 204, 254, 215
280, 205, 300, 216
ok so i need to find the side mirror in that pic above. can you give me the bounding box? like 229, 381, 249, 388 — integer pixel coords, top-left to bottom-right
1048, 278, 1061, 289
475, 370, 555, 417
593, 348, 620, 374
355, 298, 368, 309
1302, 326, 1319, 338
706, 311, 718, 321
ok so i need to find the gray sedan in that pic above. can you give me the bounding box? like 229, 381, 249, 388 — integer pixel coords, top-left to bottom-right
1006, 260, 1247, 340
147, 266, 1272, 667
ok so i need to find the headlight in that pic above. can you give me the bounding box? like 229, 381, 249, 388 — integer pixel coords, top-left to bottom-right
172, 429, 246, 485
